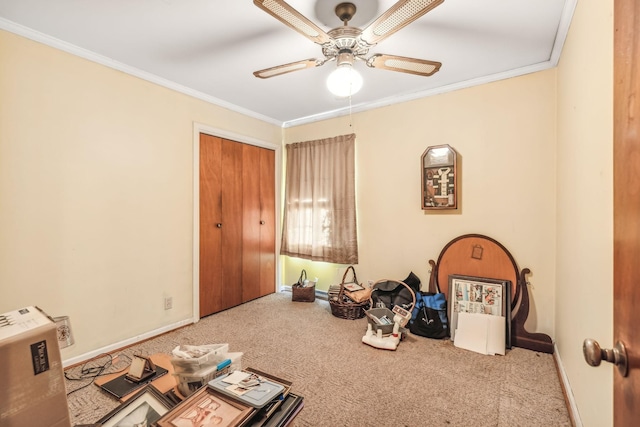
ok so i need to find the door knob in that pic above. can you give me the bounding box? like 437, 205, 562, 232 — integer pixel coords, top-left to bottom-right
216, 223, 222, 228
583, 338, 628, 377
260, 220, 265, 225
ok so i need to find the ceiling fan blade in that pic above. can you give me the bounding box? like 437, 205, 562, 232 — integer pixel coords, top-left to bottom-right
367, 54, 441, 77
254, 0, 332, 45
254, 59, 321, 79
360, 0, 445, 45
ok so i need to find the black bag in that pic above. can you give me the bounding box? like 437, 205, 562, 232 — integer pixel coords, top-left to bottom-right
401, 271, 422, 293
370, 280, 415, 312
409, 291, 449, 339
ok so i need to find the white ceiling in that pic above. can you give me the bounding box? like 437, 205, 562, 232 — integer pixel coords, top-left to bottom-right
0, 0, 576, 127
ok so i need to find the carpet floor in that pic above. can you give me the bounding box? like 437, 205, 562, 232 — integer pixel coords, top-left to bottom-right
65, 292, 571, 426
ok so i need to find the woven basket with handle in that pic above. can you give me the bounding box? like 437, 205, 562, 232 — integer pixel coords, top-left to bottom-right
292, 269, 315, 302
329, 266, 369, 319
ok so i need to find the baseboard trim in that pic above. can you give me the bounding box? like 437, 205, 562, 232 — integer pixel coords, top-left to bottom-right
62, 318, 193, 368
280, 285, 328, 300
554, 343, 583, 427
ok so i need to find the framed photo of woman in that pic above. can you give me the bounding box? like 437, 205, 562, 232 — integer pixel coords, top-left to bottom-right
156, 386, 254, 427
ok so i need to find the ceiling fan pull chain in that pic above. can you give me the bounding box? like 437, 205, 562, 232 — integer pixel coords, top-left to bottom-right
348, 92, 353, 129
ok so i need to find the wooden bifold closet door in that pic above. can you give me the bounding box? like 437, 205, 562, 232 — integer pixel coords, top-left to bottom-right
199, 134, 275, 318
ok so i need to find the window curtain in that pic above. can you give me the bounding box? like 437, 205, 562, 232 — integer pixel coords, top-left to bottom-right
280, 133, 358, 264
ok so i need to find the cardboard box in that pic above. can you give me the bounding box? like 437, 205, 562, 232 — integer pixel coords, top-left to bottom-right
0, 306, 71, 427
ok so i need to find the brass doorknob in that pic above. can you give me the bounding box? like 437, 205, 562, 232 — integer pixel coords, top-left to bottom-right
260, 220, 265, 225
216, 223, 222, 228
583, 338, 628, 377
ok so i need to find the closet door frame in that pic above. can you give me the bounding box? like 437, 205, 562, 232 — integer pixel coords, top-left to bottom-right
192, 123, 282, 323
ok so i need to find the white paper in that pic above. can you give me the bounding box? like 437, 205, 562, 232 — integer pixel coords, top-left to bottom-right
453, 312, 505, 355
221, 370, 250, 384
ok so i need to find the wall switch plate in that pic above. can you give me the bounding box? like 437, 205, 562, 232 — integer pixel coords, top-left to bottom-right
164, 297, 173, 310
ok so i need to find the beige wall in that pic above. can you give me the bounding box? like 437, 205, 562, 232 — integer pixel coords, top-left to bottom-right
0, 30, 281, 360
0, 0, 615, 422
556, 0, 614, 425
284, 71, 558, 338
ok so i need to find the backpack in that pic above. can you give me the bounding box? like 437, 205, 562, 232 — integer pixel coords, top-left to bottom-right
409, 291, 449, 339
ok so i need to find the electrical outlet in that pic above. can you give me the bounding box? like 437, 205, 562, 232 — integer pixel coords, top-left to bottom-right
164, 296, 173, 310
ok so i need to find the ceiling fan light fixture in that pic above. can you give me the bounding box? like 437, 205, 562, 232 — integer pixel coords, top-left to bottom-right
326, 50, 362, 97
327, 63, 363, 97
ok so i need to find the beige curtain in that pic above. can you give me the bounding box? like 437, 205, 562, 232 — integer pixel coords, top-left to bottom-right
281, 133, 358, 264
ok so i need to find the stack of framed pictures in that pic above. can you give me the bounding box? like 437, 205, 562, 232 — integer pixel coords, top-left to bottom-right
260, 392, 304, 427
96, 368, 303, 427
243, 368, 293, 427
448, 275, 512, 349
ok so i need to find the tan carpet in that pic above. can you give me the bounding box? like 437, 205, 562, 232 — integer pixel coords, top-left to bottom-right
65, 292, 571, 426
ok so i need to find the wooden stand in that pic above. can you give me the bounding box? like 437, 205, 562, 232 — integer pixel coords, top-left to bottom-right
510, 267, 554, 353
428, 234, 553, 354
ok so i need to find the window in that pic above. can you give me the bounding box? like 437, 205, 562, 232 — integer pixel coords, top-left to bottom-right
280, 134, 358, 264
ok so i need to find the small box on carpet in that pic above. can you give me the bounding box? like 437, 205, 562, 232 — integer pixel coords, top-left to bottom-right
0, 306, 72, 427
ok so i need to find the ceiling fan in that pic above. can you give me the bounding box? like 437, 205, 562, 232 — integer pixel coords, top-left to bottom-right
253, 0, 444, 95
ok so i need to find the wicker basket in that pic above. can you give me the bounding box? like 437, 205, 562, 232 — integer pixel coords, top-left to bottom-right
329, 266, 369, 319
292, 269, 316, 302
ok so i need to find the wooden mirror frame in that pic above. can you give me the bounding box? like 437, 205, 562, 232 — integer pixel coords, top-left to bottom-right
427, 234, 554, 354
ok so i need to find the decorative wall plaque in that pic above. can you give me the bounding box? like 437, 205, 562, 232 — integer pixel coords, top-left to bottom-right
421, 144, 458, 210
